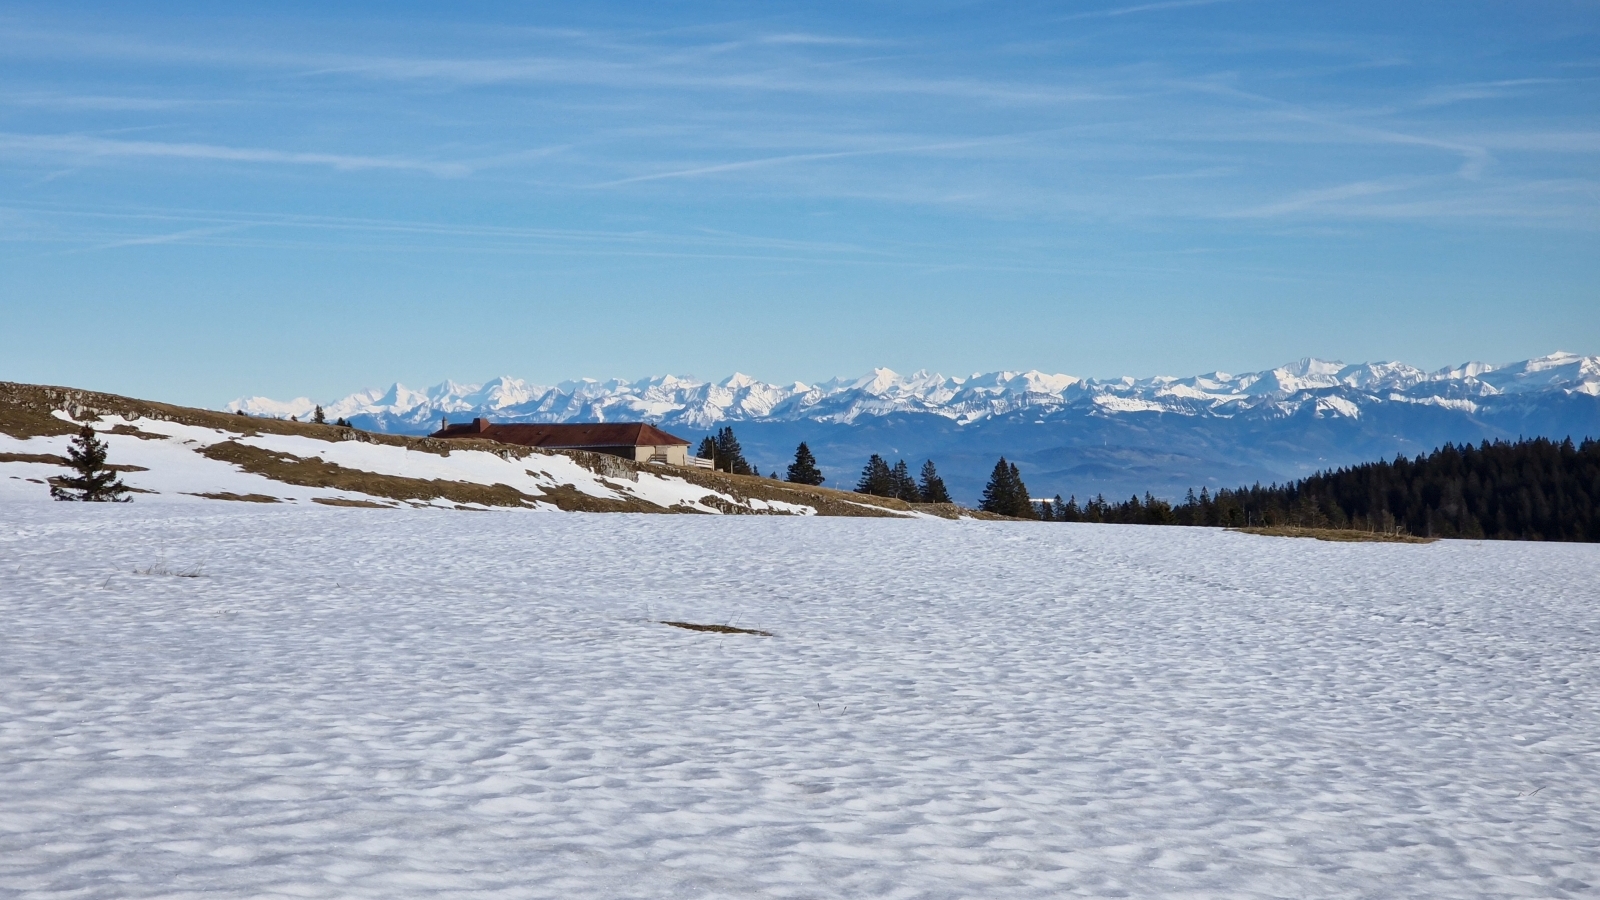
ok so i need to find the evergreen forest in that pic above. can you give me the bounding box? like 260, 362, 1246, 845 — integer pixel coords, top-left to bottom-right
1040, 436, 1600, 542
854, 454, 951, 504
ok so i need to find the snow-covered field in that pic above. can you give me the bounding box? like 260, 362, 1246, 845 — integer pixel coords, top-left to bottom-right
0, 414, 825, 515
3, 501, 1597, 899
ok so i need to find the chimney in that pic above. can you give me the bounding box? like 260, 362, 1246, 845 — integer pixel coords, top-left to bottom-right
442, 415, 449, 430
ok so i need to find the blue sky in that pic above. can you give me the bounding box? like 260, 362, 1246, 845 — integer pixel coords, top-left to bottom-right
2, 1, 1597, 405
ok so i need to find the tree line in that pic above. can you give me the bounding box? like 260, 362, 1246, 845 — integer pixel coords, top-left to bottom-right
1037, 436, 1600, 542
695, 428, 832, 485
696, 427, 956, 503
699, 426, 1600, 541
854, 455, 952, 504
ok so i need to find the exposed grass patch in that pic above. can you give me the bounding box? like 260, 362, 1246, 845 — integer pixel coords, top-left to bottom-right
197, 440, 672, 513
0, 451, 68, 465
106, 424, 170, 441
191, 491, 282, 503
0, 381, 472, 458
912, 502, 1015, 521
0, 451, 147, 473
312, 497, 392, 508
1231, 526, 1438, 544
661, 620, 773, 636
670, 468, 913, 518
0, 388, 80, 439
46, 475, 155, 494
199, 440, 545, 508
534, 483, 671, 514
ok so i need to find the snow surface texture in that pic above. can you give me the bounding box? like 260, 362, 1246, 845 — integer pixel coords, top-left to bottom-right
3, 503, 1598, 899
231, 351, 1600, 430
0, 414, 825, 516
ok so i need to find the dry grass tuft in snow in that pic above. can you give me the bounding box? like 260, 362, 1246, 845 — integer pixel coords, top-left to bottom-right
661, 620, 775, 636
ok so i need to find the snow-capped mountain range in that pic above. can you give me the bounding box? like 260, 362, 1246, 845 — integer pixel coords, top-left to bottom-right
228, 351, 1600, 503
231, 352, 1600, 434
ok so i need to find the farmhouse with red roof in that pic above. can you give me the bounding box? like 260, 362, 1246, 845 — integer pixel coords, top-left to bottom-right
431, 418, 703, 467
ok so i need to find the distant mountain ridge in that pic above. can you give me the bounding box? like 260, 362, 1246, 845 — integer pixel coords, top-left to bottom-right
231, 352, 1600, 503
232, 352, 1600, 432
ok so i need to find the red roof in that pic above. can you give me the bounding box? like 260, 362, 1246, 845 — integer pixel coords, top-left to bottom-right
432, 420, 690, 448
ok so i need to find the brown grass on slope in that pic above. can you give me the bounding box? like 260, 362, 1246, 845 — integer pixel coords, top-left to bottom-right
2, 380, 1011, 518
1231, 526, 1438, 544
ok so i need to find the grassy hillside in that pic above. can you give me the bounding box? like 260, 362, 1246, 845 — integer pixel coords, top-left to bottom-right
2, 381, 990, 518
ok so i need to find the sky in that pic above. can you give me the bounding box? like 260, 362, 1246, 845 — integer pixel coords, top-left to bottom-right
1, 1, 1597, 406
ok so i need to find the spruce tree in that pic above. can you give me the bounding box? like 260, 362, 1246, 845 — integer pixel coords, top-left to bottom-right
786, 442, 825, 485
50, 426, 131, 503
979, 457, 1036, 517
697, 436, 717, 464
1059, 495, 1081, 522
1009, 462, 1036, 518
312, 405, 326, 425
856, 454, 895, 496
980, 457, 1016, 515
918, 460, 952, 504
890, 459, 922, 502
713, 426, 751, 475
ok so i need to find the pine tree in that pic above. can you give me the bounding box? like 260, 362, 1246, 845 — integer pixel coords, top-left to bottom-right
334, 417, 350, 428
856, 454, 895, 496
312, 405, 326, 425
697, 436, 717, 465
50, 426, 131, 503
713, 426, 751, 475
890, 459, 922, 502
918, 460, 952, 504
786, 442, 825, 485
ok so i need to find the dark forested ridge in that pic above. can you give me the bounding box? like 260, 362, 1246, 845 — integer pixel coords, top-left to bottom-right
1046, 436, 1600, 542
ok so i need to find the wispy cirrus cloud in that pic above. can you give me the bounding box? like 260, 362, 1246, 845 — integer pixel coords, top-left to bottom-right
0, 200, 895, 261
0, 133, 470, 176
1411, 78, 1573, 109
81, 223, 252, 251
0, 22, 1112, 106
1466, 131, 1600, 153
1226, 177, 1428, 218
754, 32, 884, 46
0, 9, 1592, 232
588, 138, 1019, 187
0, 91, 226, 111
1172, 78, 1497, 178
1059, 0, 1248, 22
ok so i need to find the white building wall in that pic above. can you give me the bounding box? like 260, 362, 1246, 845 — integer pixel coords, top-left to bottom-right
633, 445, 691, 465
